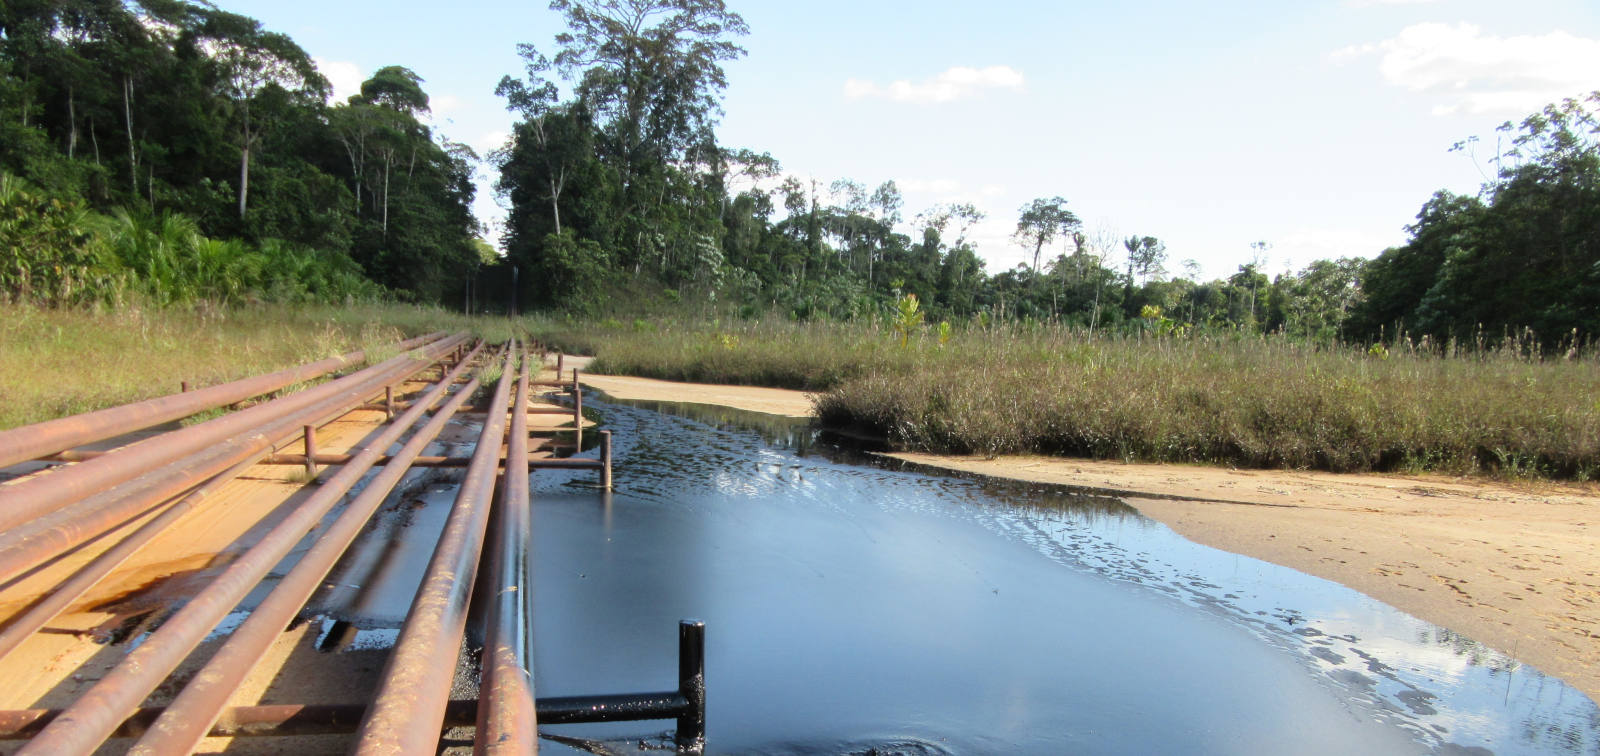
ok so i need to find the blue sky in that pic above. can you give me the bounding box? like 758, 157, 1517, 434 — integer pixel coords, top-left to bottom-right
220, 0, 1600, 280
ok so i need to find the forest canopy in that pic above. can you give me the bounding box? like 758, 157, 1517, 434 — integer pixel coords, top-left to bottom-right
1, 0, 479, 305
4, 0, 1600, 349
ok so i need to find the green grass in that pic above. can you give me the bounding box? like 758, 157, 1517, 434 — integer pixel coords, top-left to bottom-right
530, 318, 897, 389
0, 303, 528, 430
13, 307, 1600, 481
536, 317, 1600, 480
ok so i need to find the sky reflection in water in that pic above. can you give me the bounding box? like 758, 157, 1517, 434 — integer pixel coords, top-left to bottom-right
347, 395, 1600, 755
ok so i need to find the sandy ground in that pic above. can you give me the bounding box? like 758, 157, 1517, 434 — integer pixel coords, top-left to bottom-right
578, 369, 1600, 702
889, 453, 1600, 702
566, 356, 817, 418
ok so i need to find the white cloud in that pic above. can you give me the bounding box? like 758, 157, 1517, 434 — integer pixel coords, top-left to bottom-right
474, 130, 510, 156
1334, 23, 1600, 115
431, 94, 463, 116
844, 65, 1025, 104
1343, 0, 1441, 7
967, 217, 1021, 270
898, 178, 962, 195
314, 57, 365, 105
1270, 227, 1406, 274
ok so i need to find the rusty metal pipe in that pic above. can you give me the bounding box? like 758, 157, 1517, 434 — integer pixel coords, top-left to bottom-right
0, 332, 446, 470
0, 694, 697, 740
0, 340, 465, 585
476, 347, 536, 754
12, 346, 486, 756
0, 333, 469, 532
130, 354, 488, 755
0, 384, 377, 586
573, 369, 583, 451
353, 348, 517, 755
0, 368, 419, 663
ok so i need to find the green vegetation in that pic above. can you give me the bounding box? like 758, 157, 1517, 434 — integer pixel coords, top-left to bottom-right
0, 303, 502, 430
2, 174, 380, 307
8, 1, 1600, 348
1, 1, 479, 305
491, 2, 1600, 354
541, 318, 1600, 480
6, 2, 1600, 484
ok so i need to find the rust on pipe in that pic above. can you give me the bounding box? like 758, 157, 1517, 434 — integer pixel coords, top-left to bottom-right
353, 347, 517, 755
0, 374, 388, 663
0, 701, 482, 740
257, 454, 589, 470
130, 357, 487, 755
476, 346, 537, 754
573, 368, 583, 452
0, 331, 446, 470
12, 345, 485, 756
302, 424, 317, 478
261, 453, 473, 468
0, 333, 468, 534
0, 381, 380, 585
0, 338, 467, 585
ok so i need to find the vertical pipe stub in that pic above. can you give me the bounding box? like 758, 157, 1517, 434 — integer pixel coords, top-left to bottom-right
302, 425, 317, 478
573, 371, 584, 452
599, 430, 613, 490
677, 619, 706, 753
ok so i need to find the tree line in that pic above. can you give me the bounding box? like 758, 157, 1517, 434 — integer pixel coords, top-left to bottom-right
1, 0, 481, 306
5, 0, 1599, 350
493, 1, 1600, 349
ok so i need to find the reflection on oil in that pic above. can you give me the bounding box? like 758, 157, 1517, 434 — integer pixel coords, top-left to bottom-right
307, 391, 1600, 755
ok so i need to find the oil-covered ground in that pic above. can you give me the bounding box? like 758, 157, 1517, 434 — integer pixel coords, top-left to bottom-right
316, 396, 1600, 755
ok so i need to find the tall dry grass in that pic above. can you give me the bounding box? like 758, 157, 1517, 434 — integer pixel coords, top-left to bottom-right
0, 303, 520, 430
543, 318, 1600, 479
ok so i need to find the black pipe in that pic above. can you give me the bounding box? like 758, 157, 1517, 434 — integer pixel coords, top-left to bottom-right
537, 692, 690, 724
0, 619, 708, 744
677, 619, 707, 751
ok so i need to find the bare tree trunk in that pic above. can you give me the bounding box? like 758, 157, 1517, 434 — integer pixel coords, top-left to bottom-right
548, 167, 564, 236
238, 102, 253, 219
90, 116, 101, 165
123, 76, 137, 195
20, 67, 30, 128
67, 87, 77, 160
238, 143, 251, 219
381, 153, 391, 237
339, 135, 363, 214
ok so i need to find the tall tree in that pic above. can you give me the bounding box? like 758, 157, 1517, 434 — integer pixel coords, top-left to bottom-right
548, 0, 748, 172
1013, 196, 1079, 272
194, 8, 326, 219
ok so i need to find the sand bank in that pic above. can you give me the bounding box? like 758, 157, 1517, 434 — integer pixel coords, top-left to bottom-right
578, 370, 1598, 701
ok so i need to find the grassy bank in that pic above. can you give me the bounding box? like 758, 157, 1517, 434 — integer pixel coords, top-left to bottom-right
0, 303, 522, 430
538, 318, 1600, 480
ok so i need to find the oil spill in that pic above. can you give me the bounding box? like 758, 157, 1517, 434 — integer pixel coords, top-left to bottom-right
521, 395, 1600, 756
